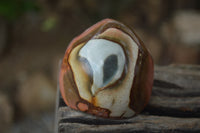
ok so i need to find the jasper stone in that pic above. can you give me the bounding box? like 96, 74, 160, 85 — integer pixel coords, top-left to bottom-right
59, 19, 154, 119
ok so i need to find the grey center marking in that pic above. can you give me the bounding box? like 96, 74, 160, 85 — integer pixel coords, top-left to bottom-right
103, 55, 118, 86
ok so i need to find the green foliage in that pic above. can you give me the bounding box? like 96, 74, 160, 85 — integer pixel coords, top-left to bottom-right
0, 0, 39, 21
41, 17, 57, 32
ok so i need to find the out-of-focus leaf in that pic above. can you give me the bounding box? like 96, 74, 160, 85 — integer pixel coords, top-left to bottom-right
0, 0, 39, 21
41, 17, 57, 32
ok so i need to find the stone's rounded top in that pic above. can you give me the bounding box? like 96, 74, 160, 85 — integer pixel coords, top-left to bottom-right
59, 18, 154, 119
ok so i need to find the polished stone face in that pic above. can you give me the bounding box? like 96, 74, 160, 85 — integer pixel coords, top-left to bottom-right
59, 19, 154, 119
79, 39, 125, 95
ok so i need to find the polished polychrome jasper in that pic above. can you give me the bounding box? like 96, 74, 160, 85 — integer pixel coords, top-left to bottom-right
59, 19, 154, 119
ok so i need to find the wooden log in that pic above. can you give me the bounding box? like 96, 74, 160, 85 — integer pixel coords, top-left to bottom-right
55, 65, 200, 133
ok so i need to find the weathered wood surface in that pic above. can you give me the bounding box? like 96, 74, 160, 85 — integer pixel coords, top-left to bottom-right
55, 65, 200, 133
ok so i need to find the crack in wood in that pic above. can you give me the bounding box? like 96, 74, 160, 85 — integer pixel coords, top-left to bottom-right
153, 79, 182, 89
59, 118, 131, 125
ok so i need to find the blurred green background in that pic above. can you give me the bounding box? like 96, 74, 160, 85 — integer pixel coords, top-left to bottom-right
0, 0, 200, 132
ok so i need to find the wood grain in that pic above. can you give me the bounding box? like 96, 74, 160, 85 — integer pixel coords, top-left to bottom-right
55, 65, 200, 133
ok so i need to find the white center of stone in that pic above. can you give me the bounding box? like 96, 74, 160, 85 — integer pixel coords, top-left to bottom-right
79, 39, 125, 95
